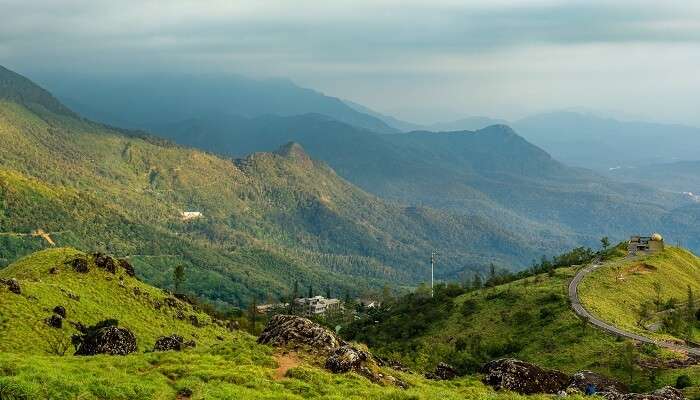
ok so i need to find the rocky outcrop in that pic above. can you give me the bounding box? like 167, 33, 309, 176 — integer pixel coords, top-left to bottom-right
1, 278, 21, 294
93, 253, 117, 273
118, 259, 135, 277
153, 334, 193, 351
425, 362, 457, 380
598, 386, 685, 400
258, 315, 406, 388
45, 314, 63, 328
569, 370, 628, 394
482, 358, 569, 395
257, 315, 343, 352
68, 257, 89, 273
375, 356, 411, 373
53, 305, 66, 318
72, 320, 137, 356
325, 345, 371, 373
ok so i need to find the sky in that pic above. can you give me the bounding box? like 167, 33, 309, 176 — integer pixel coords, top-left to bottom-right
2, 0, 700, 125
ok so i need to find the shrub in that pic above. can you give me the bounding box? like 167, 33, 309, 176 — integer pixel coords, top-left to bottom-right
675, 374, 692, 389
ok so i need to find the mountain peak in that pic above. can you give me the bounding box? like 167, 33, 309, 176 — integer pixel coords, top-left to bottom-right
0, 65, 75, 117
274, 141, 310, 161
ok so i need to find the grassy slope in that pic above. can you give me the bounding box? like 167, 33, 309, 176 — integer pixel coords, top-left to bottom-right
578, 247, 700, 342
0, 248, 561, 400
347, 253, 700, 393
0, 98, 541, 306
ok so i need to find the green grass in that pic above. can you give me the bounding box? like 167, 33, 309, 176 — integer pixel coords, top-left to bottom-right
0, 248, 579, 399
344, 254, 700, 394
578, 247, 700, 342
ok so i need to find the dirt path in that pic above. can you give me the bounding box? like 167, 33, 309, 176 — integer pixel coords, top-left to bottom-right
274, 353, 301, 380
569, 261, 700, 355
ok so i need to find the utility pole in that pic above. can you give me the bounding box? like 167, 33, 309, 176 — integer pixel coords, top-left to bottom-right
431, 251, 437, 298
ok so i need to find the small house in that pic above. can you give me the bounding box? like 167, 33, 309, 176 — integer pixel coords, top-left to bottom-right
628, 233, 664, 255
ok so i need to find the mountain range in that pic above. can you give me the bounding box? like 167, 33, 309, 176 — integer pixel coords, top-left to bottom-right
0, 65, 551, 307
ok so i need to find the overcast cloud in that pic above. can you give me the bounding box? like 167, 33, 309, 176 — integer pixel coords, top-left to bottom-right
1, 0, 699, 124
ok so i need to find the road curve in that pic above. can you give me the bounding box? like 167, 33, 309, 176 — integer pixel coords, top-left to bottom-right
568, 262, 700, 355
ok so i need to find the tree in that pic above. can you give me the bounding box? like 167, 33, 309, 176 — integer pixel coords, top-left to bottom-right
173, 264, 186, 294
308, 284, 313, 298
248, 298, 258, 334
620, 340, 638, 385
471, 273, 483, 290
601, 236, 610, 251
326, 287, 332, 299
636, 301, 654, 327
290, 280, 299, 314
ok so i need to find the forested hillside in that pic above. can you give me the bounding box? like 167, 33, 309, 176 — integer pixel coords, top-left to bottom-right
138, 111, 700, 256
0, 65, 546, 306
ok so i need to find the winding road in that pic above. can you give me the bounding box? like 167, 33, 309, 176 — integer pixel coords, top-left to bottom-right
568, 262, 700, 356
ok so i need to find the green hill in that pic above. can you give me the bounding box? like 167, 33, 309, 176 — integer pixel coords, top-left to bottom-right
0, 248, 560, 400
578, 247, 700, 344
342, 247, 700, 394
0, 65, 547, 307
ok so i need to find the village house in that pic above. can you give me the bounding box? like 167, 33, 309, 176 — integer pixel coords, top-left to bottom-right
628, 233, 664, 255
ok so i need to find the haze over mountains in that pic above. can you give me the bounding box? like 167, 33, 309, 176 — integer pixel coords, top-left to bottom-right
29, 70, 700, 259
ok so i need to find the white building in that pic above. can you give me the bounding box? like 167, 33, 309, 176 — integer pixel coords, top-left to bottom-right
295, 296, 342, 317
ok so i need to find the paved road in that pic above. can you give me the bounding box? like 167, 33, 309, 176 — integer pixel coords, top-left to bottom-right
568, 262, 700, 355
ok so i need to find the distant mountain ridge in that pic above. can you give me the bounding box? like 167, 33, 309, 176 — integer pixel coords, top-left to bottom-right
513, 111, 700, 169
38, 73, 398, 134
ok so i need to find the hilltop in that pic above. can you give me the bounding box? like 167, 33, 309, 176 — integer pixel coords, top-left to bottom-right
578, 247, 700, 345
0, 248, 564, 399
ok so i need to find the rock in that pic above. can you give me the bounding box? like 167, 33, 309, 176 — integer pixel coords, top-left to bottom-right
73, 321, 137, 356
177, 388, 193, 398
69, 257, 89, 273
226, 320, 240, 331
2, 278, 21, 294
188, 315, 200, 327
133, 287, 141, 296
598, 386, 685, 400
154, 334, 185, 351
482, 358, 569, 395
164, 297, 179, 308
45, 314, 63, 328
184, 340, 196, 348
93, 253, 117, 273
325, 345, 371, 373
376, 356, 411, 373
425, 362, 457, 380
257, 315, 343, 353
117, 259, 135, 277
568, 370, 628, 394
153, 300, 162, 310
49, 267, 59, 274
53, 306, 66, 318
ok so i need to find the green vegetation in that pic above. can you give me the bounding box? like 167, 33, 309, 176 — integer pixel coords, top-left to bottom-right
0, 65, 556, 307
578, 247, 700, 343
0, 248, 570, 400
343, 246, 700, 394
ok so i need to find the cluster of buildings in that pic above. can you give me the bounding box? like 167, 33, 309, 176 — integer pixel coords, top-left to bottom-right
255, 296, 381, 317
628, 233, 664, 255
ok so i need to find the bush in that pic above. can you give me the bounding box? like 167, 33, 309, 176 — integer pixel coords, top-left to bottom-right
460, 299, 479, 318
675, 374, 692, 389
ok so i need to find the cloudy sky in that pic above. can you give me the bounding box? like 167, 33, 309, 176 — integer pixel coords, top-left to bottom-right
2, 0, 700, 125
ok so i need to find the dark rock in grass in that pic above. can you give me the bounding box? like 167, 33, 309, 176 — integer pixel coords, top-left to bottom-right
177, 387, 193, 398
153, 300, 162, 310
188, 314, 200, 327
376, 356, 411, 373
117, 259, 135, 277
164, 297, 179, 308
2, 278, 22, 294
133, 287, 141, 296
226, 320, 240, 331
73, 320, 137, 356
598, 386, 685, 400
154, 334, 185, 351
68, 257, 89, 273
325, 345, 371, 373
45, 314, 63, 328
49, 267, 59, 274
184, 340, 196, 348
257, 314, 343, 353
53, 305, 66, 318
425, 362, 457, 380
93, 253, 117, 273
482, 358, 569, 395
568, 370, 628, 394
